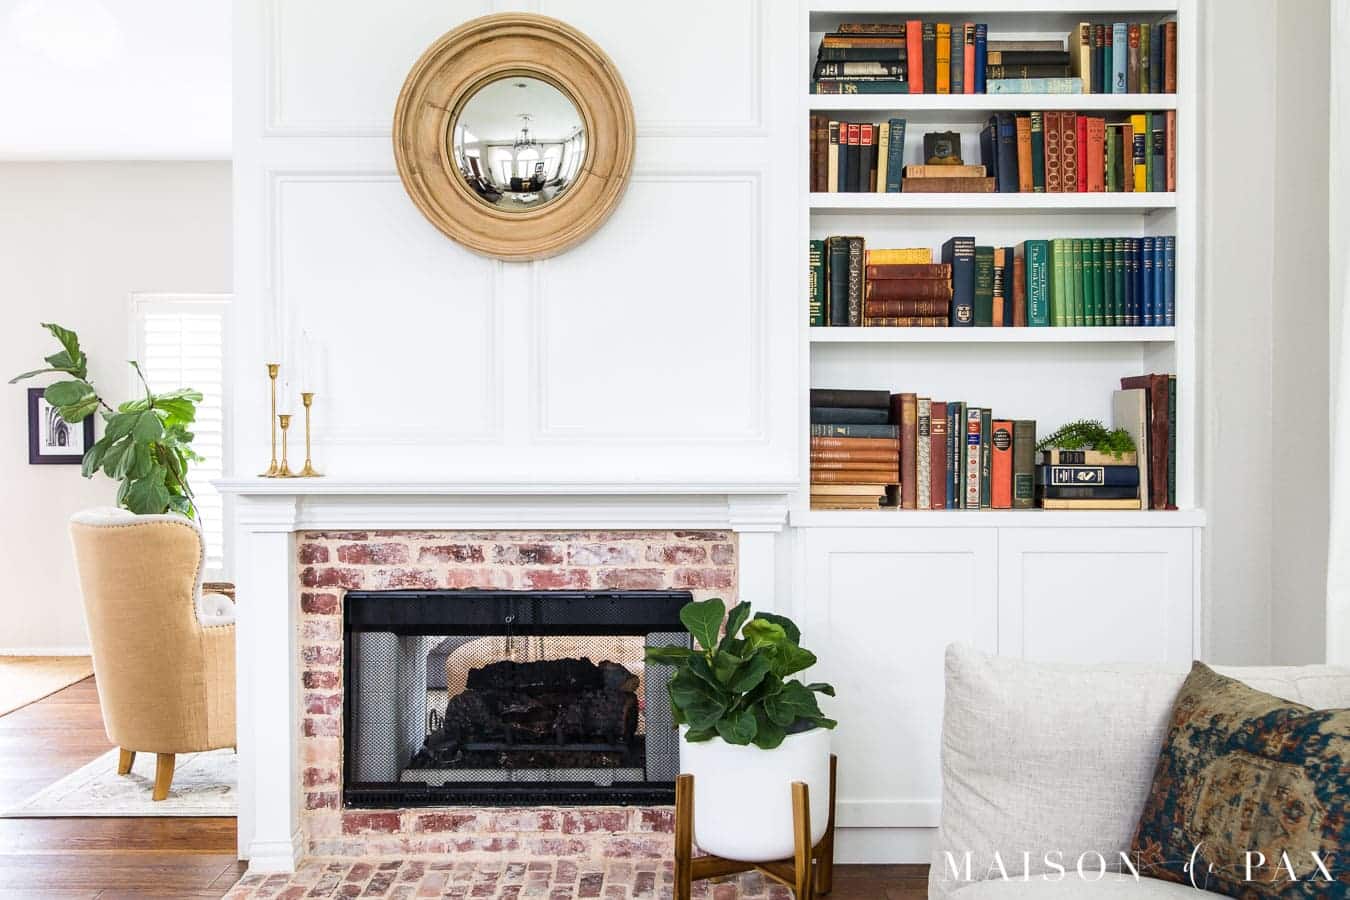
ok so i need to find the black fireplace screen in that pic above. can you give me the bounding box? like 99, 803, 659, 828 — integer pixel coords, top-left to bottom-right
342, 590, 691, 807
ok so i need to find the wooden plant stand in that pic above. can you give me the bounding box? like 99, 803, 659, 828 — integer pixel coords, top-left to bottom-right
674, 754, 837, 900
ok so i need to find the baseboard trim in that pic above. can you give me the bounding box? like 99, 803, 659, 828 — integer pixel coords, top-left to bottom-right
0, 646, 92, 657
245, 831, 303, 873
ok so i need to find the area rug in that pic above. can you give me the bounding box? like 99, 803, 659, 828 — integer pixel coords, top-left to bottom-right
1, 746, 236, 817
0, 655, 93, 716
223, 859, 787, 900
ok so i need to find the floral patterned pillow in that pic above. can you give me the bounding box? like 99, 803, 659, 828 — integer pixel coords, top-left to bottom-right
1131, 662, 1349, 897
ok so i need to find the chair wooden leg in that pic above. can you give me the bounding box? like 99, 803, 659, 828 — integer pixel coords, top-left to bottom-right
674, 774, 694, 900
792, 781, 814, 900
815, 754, 838, 896
117, 749, 135, 775
152, 753, 175, 801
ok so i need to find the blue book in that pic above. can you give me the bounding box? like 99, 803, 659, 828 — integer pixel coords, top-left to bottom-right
1163, 235, 1176, 326
1140, 237, 1156, 326
885, 118, 906, 192
986, 78, 1084, 94
1149, 24, 1164, 92
942, 236, 977, 326
1036, 465, 1140, 487
994, 113, 1019, 192
1153, 239, 1166, 326
974, 24, 987, 93
1112, 23, 1128, 93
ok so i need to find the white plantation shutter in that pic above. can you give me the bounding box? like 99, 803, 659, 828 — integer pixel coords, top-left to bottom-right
132, 294, 231, 578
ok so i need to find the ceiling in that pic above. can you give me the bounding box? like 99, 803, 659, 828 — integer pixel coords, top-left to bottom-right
0, 0, 229, 160
458, 77, 583, 145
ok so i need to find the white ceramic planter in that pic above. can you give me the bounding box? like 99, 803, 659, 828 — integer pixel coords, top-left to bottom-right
679, 725, 831, 862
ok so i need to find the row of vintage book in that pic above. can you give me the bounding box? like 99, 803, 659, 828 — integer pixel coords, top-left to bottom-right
809, 236, 1176, 328
807, 111, 1175, 194
808, 377, 1178, 511
810, 21, 1177, 95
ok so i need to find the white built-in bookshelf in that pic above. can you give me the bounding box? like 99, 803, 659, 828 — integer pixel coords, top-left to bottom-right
795, 0, 1199, 523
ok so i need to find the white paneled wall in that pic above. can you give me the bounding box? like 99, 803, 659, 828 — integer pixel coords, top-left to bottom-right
231, 0, 798, 486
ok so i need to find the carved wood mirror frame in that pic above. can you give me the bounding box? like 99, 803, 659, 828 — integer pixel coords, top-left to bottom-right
393, 14, 636, 262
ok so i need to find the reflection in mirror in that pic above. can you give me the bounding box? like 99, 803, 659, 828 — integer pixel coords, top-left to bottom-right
450, 76, 587, 212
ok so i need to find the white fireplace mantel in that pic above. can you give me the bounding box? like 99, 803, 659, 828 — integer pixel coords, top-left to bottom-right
215, 478, 791, 871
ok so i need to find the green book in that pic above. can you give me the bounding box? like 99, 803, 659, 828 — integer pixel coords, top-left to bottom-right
1050, 238, 1068, 326
973, 245, 995, 326
1112, 238, 1127, 325
1106, 126, 1119, 192
1023, 240, 1051, 326
1029, 111, 1046, 192
1079, 238, 1094, 326
1070, 238, 1085, 326
1103, 238, 1117, 326
808, 239, 826, 326
1090, 238, 1105, 326
979, 409, 992, 510
1140, 24, 1151, 95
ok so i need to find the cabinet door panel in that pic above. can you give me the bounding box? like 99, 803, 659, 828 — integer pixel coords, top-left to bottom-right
799, 527, 997, 830
999, 527, 1195, 665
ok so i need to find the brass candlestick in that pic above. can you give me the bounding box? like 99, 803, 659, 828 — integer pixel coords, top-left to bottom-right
298, 392, 322, 477
275, 414, 296, 478
260, 363, 281, 476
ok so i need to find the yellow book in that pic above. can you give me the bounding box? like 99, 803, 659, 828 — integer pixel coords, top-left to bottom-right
875, 123, 890, 194
1039, 498, 1143, 510
1130, 113, 1148, 192
1072, 22, 1092, 94
864, 248, 934, 265
935, 23, 952, 94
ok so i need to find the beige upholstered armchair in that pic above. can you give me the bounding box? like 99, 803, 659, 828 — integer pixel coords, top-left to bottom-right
69, 509, 236, 800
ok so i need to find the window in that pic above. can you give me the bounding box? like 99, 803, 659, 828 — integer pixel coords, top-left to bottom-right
131, 294, 231, 579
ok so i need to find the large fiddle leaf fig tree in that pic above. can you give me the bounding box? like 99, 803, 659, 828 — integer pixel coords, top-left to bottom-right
11, 323, 203, 517
645, 598, 837, 749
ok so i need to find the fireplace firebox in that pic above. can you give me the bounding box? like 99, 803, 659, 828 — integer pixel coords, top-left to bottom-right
342, 589, 691, 807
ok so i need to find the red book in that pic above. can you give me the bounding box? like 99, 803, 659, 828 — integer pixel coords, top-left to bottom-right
892, 393, 918, 509
1044, 111, 1061, 192
1075, 115, 1088, 192
1012, 252, 1027, 326
991, 420, 1013, 509
1059, 111, 1077, 193
865, 280, 954, 302
962, 23, 975, 94
929, 402, 948, 508
1164, 22, 1177, 93
906, 20, 924, 94
1085, 117, 1106, 192
1165, 110, 1177, 191
1121, 121, 1134, 192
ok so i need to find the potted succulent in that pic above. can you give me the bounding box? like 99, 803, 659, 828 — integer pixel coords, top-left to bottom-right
645, 597, 836, 862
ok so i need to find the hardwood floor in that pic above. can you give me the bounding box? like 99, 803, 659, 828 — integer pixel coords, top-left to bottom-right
0, 677, 244, 899
0, 677, 927, 899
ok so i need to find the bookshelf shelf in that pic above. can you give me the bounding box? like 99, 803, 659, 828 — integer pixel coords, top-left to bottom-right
809, 0, 1178, 15
806, 93, 1178, 115
809, 192, 1176, 213
791, 508, 1205, 527
809, 326, 1175, 343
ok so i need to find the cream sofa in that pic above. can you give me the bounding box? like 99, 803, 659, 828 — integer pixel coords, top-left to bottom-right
929, 644, 1350, 898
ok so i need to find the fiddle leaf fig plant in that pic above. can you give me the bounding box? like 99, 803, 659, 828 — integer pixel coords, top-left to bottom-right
645, 598, 837, 750
11, 323, 203, 518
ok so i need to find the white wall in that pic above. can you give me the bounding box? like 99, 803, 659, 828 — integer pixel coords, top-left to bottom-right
1202, 0, 1332, 665
230, 0, 798, 489
0, 162, 232, 653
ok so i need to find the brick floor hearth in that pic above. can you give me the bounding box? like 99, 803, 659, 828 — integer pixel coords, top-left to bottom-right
223, 860, 789, 900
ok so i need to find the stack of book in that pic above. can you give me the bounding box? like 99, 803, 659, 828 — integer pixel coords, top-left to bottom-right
810, 21, 1177, 95
812, 24, 907, 95
809, 234, 1175, 328
901, 163, 994, 194
809, 389, 900, 509
889, 393, 1036, 510
1114, 373, 1178, 510
1034, 447, 1141, 510
809, 117, 906, 193
1069, 22, 1178, 95
981, 111, 1176, 193
864, 254, 950, 326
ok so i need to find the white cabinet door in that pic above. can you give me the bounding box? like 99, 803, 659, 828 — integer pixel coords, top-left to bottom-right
799, 527, 998, 831
998, 527, 1197, 665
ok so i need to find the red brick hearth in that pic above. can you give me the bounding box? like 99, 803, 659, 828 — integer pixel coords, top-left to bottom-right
296, 530, 738, 860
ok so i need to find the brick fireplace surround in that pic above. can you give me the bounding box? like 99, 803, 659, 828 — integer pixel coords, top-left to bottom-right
296, 529, 735, 861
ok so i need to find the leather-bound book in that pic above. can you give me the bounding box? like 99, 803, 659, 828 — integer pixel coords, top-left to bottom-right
1044, 111, 1061, 192
865, 279, 953, 302
862, 315, 947, 327
930, 402, 948, 509
892, 393, 919, 509
1012, 251, 1027, 326
864, 299, 952, 317
900, 176, 995, 192
1119, 374, 1170, 510
864, 263, 951, 280
810, 435, 900, 452
1060, 112, 1078, 193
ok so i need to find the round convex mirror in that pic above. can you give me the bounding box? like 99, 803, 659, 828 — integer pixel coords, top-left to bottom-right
449, 76, 588, 212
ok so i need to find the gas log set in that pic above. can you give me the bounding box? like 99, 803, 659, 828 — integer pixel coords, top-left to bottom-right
410, 657, 643, 770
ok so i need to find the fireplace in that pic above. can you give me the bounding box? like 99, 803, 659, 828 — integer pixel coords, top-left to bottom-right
342, 589, 691, 808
